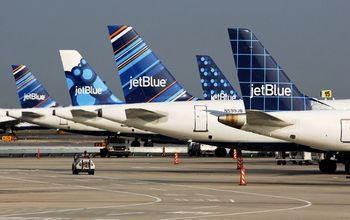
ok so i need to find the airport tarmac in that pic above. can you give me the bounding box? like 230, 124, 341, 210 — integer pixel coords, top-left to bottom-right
0, 157, 348, 220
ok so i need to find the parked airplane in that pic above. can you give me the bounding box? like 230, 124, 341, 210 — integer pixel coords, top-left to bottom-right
98, 25, 318, 157
6, 64, 110, 135
54, 50, 177, 146
54, 25, 223, 147
219, 28, 350, 173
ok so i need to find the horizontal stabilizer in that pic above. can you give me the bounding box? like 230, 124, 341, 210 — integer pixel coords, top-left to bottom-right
21, 111, 43, 118
0, 117, 19, 127
246, 110, 291, 127
71, 109, 98, 118
125, 108, 166, 122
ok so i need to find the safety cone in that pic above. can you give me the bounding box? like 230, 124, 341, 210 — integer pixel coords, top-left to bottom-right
233, 149, 237, 160
174, 152, 179, 165
162, 147, 166, 157
239, 166, 247, 186
37, 147, 40, 159
237, 156, 243, 170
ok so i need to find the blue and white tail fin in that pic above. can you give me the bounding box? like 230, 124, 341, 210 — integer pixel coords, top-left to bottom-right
59, 50, 123, 106
11, 64, 59, 108
228, 28, 329, 111
107, 25, 197, 103
196, 55, 240, 101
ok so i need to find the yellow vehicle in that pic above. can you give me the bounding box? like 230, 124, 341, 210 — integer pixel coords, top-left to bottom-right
1, 135, 17, 142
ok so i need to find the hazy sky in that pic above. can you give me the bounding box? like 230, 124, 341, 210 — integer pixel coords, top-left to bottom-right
0, 0, 349, 107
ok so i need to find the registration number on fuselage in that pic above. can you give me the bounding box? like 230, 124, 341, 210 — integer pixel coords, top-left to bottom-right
223, 109, 244, 114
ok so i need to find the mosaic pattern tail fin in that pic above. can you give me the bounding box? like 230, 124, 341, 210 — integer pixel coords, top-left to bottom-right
196, 55, 240, 100
228, 28, 317, 111
59, 50, 123, 106
11, 64, 59, 108
107, 25, 197, 103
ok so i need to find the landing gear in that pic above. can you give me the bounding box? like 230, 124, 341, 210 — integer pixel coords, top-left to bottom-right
143, 139, 154, 147
229, 149, 233, 158
319, 160, 337, 174
345, 162, 350, 174
214, 147, 227, 157
131, 139, 141, 147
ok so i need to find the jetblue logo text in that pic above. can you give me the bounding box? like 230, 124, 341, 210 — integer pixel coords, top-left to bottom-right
129, 76, 167, 90
75, 86, 102, 96
250, 84, 291, 97
211, 93, 237, 101
23, 93, 46, 101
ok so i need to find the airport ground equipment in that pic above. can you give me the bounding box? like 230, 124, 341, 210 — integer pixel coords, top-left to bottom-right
72, 154, 95, 175
276, 152, 320, 165
239, 166, 247, 186
188, 142, 216, 157
98, 137, 131, 158
174, 152, 179, 165
1, 134, 16, 141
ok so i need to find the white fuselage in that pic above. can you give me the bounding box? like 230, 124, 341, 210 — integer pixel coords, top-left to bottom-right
100, 100, 288, 145
7, 108, 103, 131
53, 105, 153, 134
244, 110, 350, 152
319, 99, 350, 110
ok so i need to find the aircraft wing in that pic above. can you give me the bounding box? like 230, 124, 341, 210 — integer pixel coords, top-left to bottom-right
246, 110, 291, 127
71, 109, 98, 118
21, 111, 43, 118
0, 116, 19, 127
125, 108, 166, 122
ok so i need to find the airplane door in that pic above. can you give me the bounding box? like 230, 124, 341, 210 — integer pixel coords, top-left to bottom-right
194, 105, 208, 132
341, 119, 350, 142
60, 118, 68, 125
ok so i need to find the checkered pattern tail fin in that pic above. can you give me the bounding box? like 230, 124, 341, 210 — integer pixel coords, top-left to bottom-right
228, 28, 313, 111
196, 55, 240, 100
107, 25, 197, 103
59, 50, 123, 106
11, 64, 59, 108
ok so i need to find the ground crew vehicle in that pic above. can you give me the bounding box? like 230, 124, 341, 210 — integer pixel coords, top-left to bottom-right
188, 142, 216, 157
97, 137, 131, 158
72, 153, 95, 175
276, 151, 319, 165
1, 134, 16, 141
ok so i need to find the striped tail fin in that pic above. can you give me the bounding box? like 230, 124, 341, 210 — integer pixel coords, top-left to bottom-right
196, 55, 240, 100
59, 50, 123, 106
107, 25, 197, 103
11, 64, 59, 108
227, 28, 325, 111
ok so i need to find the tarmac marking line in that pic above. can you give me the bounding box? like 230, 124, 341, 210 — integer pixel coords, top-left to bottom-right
167, 211, 221, 215
0, 175, 162, 217
207, 199, 220, 202
150, 187, 168, 191
191, 206, 219, 209
195, 193, 214, 197
107, 212, 144, 216
158, 183, 312, 220
164, 194, 186, 197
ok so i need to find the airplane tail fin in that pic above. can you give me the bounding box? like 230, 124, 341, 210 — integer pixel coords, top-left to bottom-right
11, 64, 59, 108
196, 55, 240, 100
107, 25, 197, 103
59, 50, 123, 106
228, 28, 324, 111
